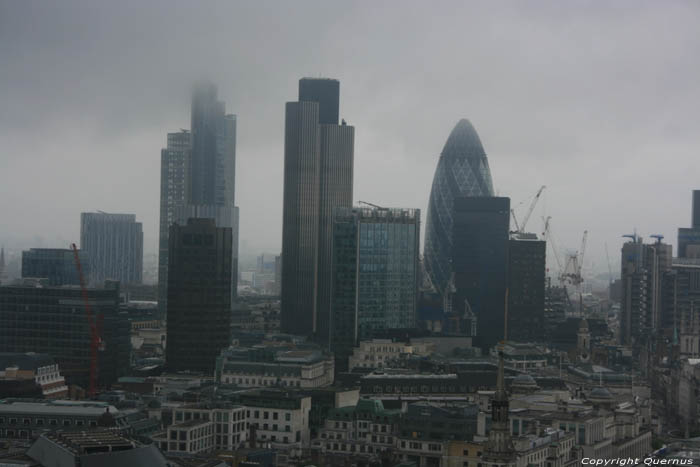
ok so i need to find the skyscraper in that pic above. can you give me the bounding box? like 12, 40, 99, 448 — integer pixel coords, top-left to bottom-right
507, 234, 546, 343
619, 237, 672, 346
80, 212, 143, 285
189, 83, 236, 207
452, 197, 510, 351
158, 84, 239, 311
678, 190, 700, 258
22, 248, 89, 286
424, 119, 495, 298
281, 78, 354, 340
298, 78, 340, 125
329, 206, 420, 368
158, 130, 190, 315
166, 218, 232, 373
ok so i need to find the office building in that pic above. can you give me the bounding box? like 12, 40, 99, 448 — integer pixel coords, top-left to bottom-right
661, 258, 700, 356
678, 190, 700, 258
166, 218, 232, 373
158, 84, 239, 313
424, 119, 495, 298
619, 237, 672, 346
0, 283, 130, 388
216, 347, 334, 389
158, 130, 190, 316
329, 207, 420, 367
80, 212, 143, 284
21, 248, 88, 286
281, 78, 354, 339
507, 234, 546, 343
452, 197, 510, 350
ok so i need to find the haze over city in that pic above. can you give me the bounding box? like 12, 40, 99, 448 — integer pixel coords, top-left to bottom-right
2, 0, 699, 279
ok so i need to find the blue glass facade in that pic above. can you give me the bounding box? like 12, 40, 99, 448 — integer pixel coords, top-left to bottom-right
330, 207, 420, 364
424, 119, 494, 297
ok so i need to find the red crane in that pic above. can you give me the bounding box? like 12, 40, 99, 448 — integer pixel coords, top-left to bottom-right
70, 243, 100, 396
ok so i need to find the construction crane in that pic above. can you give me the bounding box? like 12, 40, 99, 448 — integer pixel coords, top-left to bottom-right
542, 216, 563, 281
511, 185, 546, 234
650, 234, 664, 244
561, 230, 588, 289
358, 200, 386, 210
70, 243, 100, 397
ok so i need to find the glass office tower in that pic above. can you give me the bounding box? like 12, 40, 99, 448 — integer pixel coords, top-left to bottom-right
330, 207, 420, 367
424, 119, 494, 298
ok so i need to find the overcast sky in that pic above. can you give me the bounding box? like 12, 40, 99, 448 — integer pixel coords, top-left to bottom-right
1, 0, 699, 279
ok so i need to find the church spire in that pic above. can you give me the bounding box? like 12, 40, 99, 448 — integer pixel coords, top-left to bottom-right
482, 344, 516, 466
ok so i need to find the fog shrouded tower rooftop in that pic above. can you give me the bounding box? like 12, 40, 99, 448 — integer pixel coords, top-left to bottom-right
424, 119, 494, 297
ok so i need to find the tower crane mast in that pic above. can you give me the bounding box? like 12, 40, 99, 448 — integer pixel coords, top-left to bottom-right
70, 243, 100, 397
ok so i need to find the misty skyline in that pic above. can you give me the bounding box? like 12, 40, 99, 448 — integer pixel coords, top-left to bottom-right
2, 1, 700, 277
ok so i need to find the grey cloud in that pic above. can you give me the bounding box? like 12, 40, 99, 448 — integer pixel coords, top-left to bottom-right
1, 0, 699, 280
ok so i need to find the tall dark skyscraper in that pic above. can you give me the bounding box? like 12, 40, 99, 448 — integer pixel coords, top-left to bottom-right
424, 119, 495, 299
452, 197, 510, 351
166, 218, 232, 373
299, 78, 340, 125
281, 78, 354, 340
80, 212, 143, 285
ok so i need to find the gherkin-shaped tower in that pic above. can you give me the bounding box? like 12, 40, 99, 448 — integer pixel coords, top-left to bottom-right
424, 119, 494, 296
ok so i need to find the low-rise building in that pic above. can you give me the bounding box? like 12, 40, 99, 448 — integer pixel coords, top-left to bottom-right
238, 389, 311, 462
27, 430, 168, 467
216, 347, 334, 389
348, 339, 435, 370
0, 399, 126, 439
0, 352, 68, 399
312, 399, 399, 460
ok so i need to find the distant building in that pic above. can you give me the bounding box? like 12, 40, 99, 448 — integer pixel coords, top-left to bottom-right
452, 197, 510, 350
329, 207, 420, 368
158, 129, 190, 317
80, 212, 143, 285
0, 352, 68, 399
21, 248, 88, 286
0, 283, 130, 389
619, 237, 671, 346
507, 234, 546, 343
166, 218, 232, 373
424, 119, 495, 299
274, 255, 282, 295
678, 190, 700, 258
0, 247, 6, 284
281, 78, 354, 340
